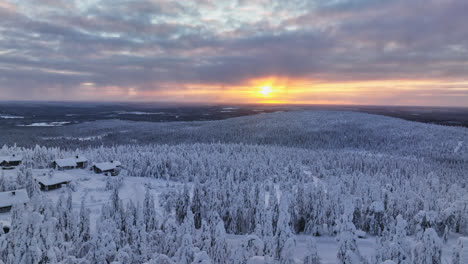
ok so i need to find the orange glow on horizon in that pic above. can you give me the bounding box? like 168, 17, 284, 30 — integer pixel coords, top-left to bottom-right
73, 77, 468, 106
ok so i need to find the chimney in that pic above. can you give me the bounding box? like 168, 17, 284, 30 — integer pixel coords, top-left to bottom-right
76, 155, 79, 159
111, 160, 114, 163
11, 191, 15, 195
12, 154, 15, 157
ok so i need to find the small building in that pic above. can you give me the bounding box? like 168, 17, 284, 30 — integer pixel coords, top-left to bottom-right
0, 189, 30, 213
0, 220, 11, 234
52, 155, 88, 170
75, 156, 88, 168
35, 173, 73, 191
0, 155, 23, 169
92, 161, 121, 176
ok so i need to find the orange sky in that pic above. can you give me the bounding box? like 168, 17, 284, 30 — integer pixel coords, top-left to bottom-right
71, 77, 468, 107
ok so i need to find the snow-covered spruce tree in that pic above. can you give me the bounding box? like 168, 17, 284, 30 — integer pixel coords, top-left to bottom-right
75, 200, 91, 258
366, 201, 387, 236
230, 242, 249, 264
2, 204, 27, 263
161, 217, 179, 257
336, 199, 367, 264
293, 183, 306, 233
303, 236, 321, 264
193, 251, 213, 264
89, 217, 118, 263
146, 253, 175, 264
413, 210, 438, 239
374, 215, 411, 264
244, 235, 265, 259
254, 187, 267, 236
4, 202, 62, 263
176, 184, 191, 224
412, 228, 442, 264
114, 244, 133, 263
273, 194, 294, 260
390, 215, 411, 264
279, 237, 296, 264
270, 191, 279, 236
178, 208, 196, 247
303, 182, 327, 237
57, 190, 76, 243
191, 180, 203, 229
253, 187, 275, 258
231, 234, 265, 264
211, 220, 230, 264
25, 168, 41, 198
251, 184, 262, 230
451, 237, 468, 264
15, 165, 27, 188
263, 205, 275, 258
87, 190, 125, 263
174, 234, 196, 264
196, 220, 212, 254
160, 189, 177, 216
0, 171, 6, 192
132, 201, 150, 263
443, 225, 449, 244
143, 187, 158, 232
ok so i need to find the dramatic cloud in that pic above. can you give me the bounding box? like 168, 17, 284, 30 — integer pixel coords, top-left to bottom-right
0, 0, 467, 106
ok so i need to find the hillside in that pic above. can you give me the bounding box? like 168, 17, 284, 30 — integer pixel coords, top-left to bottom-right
3, 111, 468, 160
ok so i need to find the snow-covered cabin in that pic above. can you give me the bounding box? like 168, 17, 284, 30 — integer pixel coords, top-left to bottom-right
52, 155, 88, 170
0, 189, 30, 213
0, 154, 23, 169
35, 173, 73, 191
356, 229, 367, 238
0, 220, 10, 234
92, 160, 121, 176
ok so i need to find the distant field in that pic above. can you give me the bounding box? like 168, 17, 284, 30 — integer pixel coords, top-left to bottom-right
342, 105, 468, 128
1, 102, 467, 128
0, 102, 286, 127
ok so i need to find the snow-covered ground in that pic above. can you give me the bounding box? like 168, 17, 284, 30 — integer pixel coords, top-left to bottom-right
0, 115, 24, 119
17, 121, 71, 127
0, 168, 181, 231
115, 111, 165, 115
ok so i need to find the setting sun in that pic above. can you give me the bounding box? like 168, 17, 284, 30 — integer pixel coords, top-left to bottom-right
259, 85, 272, 96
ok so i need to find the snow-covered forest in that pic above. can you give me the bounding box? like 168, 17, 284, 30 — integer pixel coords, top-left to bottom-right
0, 111, 467, 264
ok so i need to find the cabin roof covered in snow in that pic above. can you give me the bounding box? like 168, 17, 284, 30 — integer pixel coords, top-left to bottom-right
94, 161, 121, 171
0, 155, 23, 163
0, 220, 10, 228
0, 189, 29, 208
75, 156, 88, 163
54, 156, 88, 167
35, 173, 73, 186
55, 158, 78, 167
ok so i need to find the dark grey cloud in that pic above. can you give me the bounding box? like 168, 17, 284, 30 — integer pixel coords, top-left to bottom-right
0, 0, 467, 105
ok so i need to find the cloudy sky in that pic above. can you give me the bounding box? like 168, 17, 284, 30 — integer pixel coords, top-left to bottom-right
0, 0, 467, 106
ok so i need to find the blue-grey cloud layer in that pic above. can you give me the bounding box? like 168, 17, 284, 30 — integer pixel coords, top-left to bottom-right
0, 0, 467, 104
